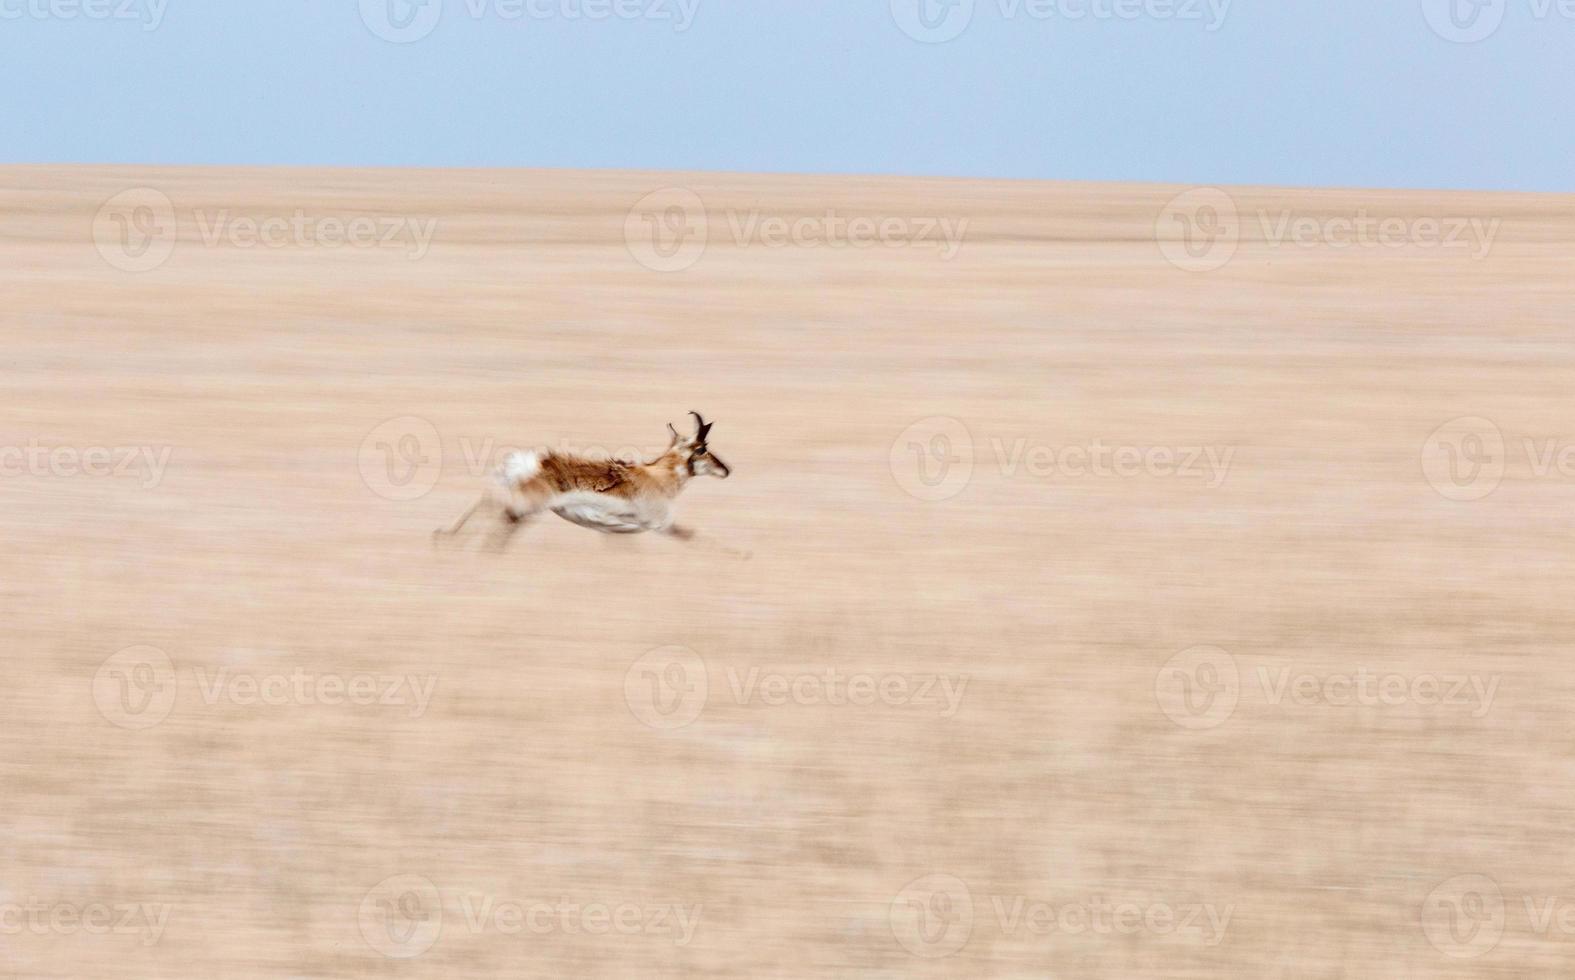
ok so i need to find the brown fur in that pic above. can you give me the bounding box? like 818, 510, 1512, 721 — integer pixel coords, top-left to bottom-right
436, 413, 730, 551
513, 450, 688, 502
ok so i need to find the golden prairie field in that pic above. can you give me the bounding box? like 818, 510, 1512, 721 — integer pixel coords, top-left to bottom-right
2, 165, 1574, 977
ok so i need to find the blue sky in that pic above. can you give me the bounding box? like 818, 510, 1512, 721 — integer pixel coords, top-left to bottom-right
1, 1, 1569, 190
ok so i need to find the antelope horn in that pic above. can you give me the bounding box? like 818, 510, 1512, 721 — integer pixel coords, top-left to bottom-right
690, 410, 712, 441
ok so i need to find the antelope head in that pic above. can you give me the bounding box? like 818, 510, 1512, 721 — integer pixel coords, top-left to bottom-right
664, 411, 731, 479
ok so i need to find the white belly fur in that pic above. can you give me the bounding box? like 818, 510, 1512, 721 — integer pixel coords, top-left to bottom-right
550, 492, 667, 535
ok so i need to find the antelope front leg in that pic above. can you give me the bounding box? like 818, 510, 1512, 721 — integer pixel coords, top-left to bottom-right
662, 524, 696, 542
661, 524, 750, 559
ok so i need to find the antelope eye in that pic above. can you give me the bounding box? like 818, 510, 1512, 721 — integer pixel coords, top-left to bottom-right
693, 447, 707, 456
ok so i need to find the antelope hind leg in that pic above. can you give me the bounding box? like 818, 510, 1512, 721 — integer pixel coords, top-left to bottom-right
435, 496, 487, 543
484, 505, 540, 553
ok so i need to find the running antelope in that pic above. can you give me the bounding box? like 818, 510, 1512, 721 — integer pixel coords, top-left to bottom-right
436, 412, 732, 552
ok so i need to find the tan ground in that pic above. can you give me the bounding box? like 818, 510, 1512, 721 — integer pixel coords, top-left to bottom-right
3, 165, 1573, 978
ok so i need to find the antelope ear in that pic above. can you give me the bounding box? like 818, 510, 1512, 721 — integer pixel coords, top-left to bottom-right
666, 423, 681, 447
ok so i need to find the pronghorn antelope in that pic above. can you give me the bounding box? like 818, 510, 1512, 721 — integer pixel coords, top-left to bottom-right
436, 412, 732, 552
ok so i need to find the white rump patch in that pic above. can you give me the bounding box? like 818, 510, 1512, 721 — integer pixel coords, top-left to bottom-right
500, 449, 541, 486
